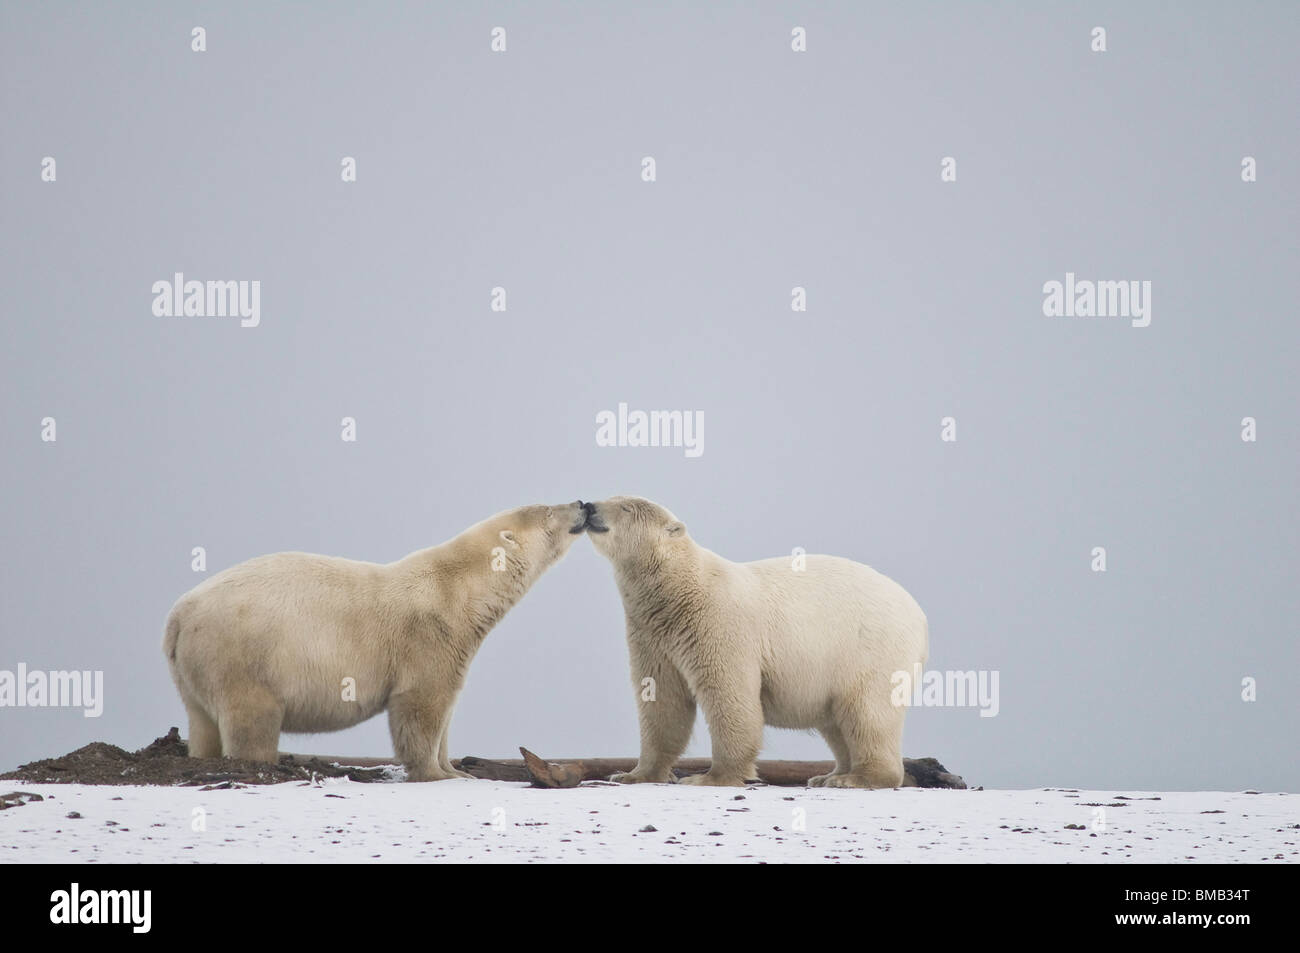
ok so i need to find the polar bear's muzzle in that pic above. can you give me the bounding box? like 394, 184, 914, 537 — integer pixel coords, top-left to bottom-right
580, 501, 609, 534
569, 501, 596, 534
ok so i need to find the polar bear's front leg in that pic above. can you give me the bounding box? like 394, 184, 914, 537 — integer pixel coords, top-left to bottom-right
388, 690, 462, 782
610, 644, 695, 784
679, 667, 763, 787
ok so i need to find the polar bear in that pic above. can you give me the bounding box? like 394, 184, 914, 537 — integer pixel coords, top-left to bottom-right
164, 500, 588, 781
584, 496, 929, 788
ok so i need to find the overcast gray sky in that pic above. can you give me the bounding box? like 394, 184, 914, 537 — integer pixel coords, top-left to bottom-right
2, 1, 1296, 791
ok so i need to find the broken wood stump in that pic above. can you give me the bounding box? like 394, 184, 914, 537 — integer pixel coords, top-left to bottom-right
519, 747, 585, 788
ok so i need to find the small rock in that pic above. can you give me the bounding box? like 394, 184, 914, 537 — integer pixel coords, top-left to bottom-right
0, 791, 44, 809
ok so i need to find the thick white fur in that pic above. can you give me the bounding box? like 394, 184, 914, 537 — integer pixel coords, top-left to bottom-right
586, 496, 928, 788
163, 501, 585, 780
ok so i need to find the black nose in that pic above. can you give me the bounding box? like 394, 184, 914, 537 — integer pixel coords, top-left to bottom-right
582, 501, 596, 515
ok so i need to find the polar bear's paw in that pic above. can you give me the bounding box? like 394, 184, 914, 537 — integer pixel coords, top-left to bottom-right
407, 766, 474, 782
608, 771, 675, 784
678, 772, 746, 787
820, 773, 898, 789
806, 773, 837, 787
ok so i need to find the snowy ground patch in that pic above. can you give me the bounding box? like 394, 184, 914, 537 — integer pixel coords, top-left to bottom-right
1, 780, 1295, 863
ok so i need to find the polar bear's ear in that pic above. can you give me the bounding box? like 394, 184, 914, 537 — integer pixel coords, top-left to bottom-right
664, 522, 685, 538
499, 529, 520, 548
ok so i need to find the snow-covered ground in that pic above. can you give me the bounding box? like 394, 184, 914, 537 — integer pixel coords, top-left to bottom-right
1, 778, 1295, 863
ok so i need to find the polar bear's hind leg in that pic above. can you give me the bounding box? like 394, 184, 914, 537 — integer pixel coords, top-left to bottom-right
808, 721, 852, 787
822, 694, 905, 789
185, 701, 222, 758
217, 687, 284, 764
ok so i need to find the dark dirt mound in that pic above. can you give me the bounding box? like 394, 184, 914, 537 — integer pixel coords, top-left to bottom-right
0, 728, 390, 787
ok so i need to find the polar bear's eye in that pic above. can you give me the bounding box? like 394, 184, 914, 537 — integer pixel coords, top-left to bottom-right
620, 504, 633, 513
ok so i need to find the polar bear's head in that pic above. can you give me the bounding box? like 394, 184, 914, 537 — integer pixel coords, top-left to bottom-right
582, 496, 688, 565
481, 500, 589, 588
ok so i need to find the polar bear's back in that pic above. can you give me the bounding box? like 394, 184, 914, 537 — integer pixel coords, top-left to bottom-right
171, 551, 392, 652
165, 551, 400, 727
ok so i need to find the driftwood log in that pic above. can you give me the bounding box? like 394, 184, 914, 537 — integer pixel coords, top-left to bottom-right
285, 751, 967, 789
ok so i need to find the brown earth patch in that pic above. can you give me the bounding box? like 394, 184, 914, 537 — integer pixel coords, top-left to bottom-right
0, 728, 390, 787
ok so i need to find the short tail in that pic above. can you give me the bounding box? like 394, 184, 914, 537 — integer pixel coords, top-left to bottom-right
163, 610, 180, 658
918, 612, 930, 668
163, 607, 184, 687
